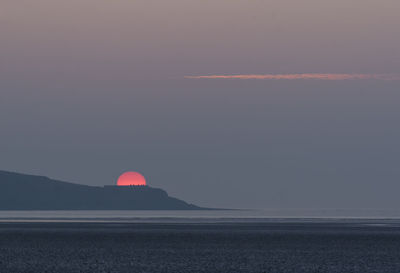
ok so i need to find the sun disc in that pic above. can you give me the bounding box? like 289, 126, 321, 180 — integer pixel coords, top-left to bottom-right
117, 172, 146, 186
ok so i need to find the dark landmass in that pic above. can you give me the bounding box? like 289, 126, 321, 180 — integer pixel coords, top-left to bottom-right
0, 170, 202, 210
1, 221, 400, 273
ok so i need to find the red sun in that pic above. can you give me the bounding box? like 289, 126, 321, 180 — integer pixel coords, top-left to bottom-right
117, 172, 146, 186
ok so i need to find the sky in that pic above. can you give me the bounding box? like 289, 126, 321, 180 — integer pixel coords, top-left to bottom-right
1, 0, 400, 208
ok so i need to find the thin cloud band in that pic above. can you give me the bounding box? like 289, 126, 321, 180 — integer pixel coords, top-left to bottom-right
185, 73, 400, 80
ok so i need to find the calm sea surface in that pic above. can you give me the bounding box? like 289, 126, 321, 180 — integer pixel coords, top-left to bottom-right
2, 210, 400, 272
2, 209, 400, 222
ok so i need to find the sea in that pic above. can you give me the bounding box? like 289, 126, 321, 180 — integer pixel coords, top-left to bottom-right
3, 208, 400, 222
1, 209, 400, 272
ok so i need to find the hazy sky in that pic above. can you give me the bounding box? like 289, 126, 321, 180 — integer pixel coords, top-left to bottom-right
1, 0, 400, 208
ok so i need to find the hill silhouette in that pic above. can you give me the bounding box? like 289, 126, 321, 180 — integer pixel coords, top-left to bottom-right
0, 170, 202, 210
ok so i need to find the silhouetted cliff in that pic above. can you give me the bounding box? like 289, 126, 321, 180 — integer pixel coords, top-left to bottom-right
0, 170, 202, 210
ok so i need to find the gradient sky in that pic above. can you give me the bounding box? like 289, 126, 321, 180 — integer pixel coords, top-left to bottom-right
1, 0, 400, 208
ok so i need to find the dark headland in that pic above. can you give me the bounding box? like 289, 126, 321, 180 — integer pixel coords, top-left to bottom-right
0, 170, 203, 210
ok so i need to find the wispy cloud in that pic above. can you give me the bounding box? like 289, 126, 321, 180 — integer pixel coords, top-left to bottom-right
185, 73, 400, 80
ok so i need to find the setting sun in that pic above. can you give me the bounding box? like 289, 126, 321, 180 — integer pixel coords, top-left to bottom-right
117, 172, 146, 186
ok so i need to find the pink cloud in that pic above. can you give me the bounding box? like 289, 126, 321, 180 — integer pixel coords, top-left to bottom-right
185, 73, 400, 80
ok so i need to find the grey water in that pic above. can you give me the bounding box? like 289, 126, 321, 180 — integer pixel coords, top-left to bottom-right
2, 210, 400, 272
2, 208, 400, 222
